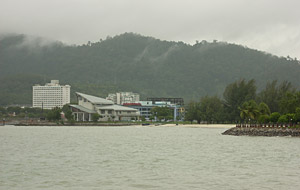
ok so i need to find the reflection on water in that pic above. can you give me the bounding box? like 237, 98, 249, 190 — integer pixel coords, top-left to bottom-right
1, 126, 300, 190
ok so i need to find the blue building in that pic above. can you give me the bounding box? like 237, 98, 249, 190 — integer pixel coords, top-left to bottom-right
123, 101, 184, 121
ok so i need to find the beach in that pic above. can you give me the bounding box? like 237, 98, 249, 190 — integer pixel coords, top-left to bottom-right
159, 124, 235, 128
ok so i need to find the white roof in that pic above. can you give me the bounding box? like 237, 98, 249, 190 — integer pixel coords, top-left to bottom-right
69, 105, 96, 114
97, 105, 138, 111
76, 92, 113, 105
139, 101, 153, 106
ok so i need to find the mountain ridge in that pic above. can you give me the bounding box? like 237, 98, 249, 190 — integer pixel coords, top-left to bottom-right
0, 32, 299, 106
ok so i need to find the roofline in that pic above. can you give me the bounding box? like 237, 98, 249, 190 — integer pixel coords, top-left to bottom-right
75, 92, 113, 104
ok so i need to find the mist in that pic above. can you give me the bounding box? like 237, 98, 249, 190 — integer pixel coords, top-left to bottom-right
0, 0, 299, 58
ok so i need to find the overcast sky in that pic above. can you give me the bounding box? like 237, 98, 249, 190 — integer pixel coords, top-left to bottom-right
1, 0, 299, 58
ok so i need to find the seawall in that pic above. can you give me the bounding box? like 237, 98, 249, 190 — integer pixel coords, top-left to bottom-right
222, 126, 300, 137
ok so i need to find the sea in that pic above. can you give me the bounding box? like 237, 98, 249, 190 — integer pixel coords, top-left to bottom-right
0, 125, 299, 190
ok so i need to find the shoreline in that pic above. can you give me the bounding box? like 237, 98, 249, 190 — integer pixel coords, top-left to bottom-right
162, 124, 234, 128
3, 123, 235, 129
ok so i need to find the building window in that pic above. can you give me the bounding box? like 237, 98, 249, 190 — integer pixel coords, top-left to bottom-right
101, 110, 105, 114
108, 110, 112, 114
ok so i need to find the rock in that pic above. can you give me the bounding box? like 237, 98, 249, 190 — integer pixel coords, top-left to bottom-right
222, 127, 300, 137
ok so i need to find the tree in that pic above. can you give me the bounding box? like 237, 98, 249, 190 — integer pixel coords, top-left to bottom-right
92, 113, 100, 122
223, 79, 256, 122
239, 100, 260, 122
269, 112, 280, 123
199, 96, 224, 123
7, 106, 22, 115
64, 110, 73, 121
151, 106, 173, 121
258, 80, 295, 113
185, 101, 201, 124
140, 116, 146, 122
61, 104, 73, 121
286, 113, 295, 123
46, 107, 62, 121
258, 102, 271, 116
277, 115, 288, 123
279, 92, 300, 114
258, 115, 270, 124
294, 107, 300, 123
0, 107, 7, 117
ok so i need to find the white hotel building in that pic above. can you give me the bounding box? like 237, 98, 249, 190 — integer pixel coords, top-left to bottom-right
33, 80, 70, 109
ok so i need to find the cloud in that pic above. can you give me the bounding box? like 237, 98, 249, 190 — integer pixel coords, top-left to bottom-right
0, 0, 299, 58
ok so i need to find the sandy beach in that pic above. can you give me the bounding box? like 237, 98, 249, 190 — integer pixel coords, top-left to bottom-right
160, 124, 235, 128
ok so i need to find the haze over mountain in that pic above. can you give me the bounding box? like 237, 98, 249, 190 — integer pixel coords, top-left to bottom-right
0, 33, 300, 106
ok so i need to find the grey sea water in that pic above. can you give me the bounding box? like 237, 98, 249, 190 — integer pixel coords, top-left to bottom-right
0, 125, 299, 190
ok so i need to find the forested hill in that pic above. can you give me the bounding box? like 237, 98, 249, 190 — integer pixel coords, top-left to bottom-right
1, 33, 300, 106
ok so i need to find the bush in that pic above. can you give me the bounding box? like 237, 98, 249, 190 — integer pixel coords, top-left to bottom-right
285, 113, 295, 123
277, 115, 288, 123
258, 114, 270, 124
91, 113, 100, 122
46, 107, 62, 121
140, 116, 146, 122
270, 112, 280, 123
294, 107, 300, 123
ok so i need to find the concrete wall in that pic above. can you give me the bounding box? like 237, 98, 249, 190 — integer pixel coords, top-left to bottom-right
78, 98, 95, 111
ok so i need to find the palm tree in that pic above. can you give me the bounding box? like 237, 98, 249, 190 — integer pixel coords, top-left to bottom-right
239, 100, 260, 122
239, 106, 249, 121
258, 102, 271, 115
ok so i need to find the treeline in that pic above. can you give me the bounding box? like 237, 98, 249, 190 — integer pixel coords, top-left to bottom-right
0, 106, 45, 118
0, 105, 73, 122
185, 79, 300, 124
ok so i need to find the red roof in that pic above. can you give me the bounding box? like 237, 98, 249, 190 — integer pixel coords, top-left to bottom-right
123, 103, 141, 106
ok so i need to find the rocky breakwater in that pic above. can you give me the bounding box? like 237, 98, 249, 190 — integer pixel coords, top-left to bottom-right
222, 124, 300, 137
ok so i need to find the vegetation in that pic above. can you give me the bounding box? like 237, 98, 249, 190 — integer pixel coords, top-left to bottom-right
185, 101, 201, 124
198, 96, 224, 123
257, 80, 296, 113
1, 78, 299, 125
0, 106, 46, 118
46, 107, 62, 121
91, 113, 100, 122
1, 33, 300, 106
0, 105, 74, 123
269, 112, 281, 123
1, 33, 299, 124
150, 106, 173, 121
223, 79, 256, 122
239, 100, 260, 121
185, 79, 300, 124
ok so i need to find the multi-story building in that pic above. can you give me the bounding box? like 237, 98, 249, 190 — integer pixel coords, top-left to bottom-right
32, 80, 71, 109
70, 92, 140, 121
107, 92, 140, 105
147, 97, 184, 106
123, 101, 153, 119
123, 100, 184, 121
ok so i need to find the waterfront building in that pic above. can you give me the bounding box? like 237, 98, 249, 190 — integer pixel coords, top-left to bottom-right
147, 97, 184, 106
70, 92, 140, 122
123, 101, 153, 119
107, 92, 140, 105
123, 100, 184, 121
32, 80, 70, 109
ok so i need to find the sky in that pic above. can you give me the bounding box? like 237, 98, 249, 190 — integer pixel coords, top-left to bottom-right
1, 0, 299, 59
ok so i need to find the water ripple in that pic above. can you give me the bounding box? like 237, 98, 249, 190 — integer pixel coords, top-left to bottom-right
1, 126, 300, 190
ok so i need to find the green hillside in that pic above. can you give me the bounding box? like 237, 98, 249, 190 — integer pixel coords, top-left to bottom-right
0, 33, 299, 106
